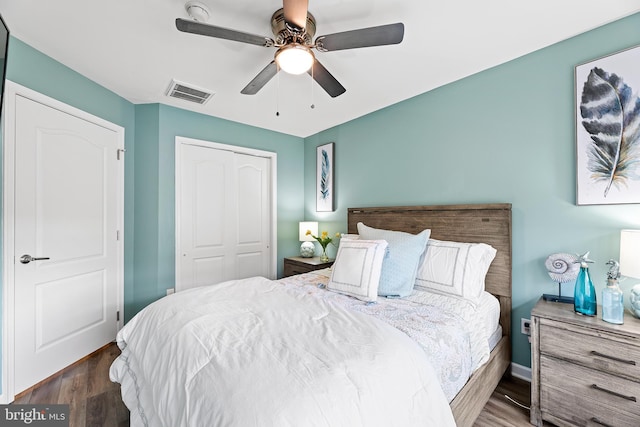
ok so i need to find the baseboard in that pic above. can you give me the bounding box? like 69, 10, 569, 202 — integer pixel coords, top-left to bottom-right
511, 362, 531, 382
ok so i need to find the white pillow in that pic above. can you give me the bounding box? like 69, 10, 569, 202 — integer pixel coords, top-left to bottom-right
357, 222, 430, 297
340, 233, 360, 240
328, 239, 388, 302
415, 239, 497, 302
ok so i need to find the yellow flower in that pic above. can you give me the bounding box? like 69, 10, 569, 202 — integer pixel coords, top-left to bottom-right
306, 229, 342, 249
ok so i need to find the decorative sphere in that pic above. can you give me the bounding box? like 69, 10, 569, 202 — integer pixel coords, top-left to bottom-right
300, 241, 315, 258
631, 285, 640, 318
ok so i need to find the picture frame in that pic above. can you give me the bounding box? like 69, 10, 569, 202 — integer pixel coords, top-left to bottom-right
316, 142, 334, 212
575, 44, 640, 205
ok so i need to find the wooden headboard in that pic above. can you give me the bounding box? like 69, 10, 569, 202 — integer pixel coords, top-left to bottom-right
347, 203, 512, 338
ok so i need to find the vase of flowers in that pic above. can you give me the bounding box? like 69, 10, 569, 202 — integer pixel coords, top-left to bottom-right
306, 230, 340, 262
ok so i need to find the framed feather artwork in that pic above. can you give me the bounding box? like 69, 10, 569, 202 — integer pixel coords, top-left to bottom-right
316, 142, 334, 212
576, 45, 640, 205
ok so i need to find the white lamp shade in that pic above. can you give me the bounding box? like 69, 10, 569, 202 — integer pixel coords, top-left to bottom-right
299, 221, 318, 242
620, 229, 640, 279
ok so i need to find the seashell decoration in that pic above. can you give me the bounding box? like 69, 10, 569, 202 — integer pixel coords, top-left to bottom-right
545, 253, 580, 283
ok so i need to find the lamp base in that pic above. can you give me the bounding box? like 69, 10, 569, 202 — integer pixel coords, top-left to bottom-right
300, 241, 315, 258
631, 284, 640, 318
543, 293, 574, 304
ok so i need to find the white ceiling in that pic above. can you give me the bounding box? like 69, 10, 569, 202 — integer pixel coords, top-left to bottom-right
1, 0, 639, 137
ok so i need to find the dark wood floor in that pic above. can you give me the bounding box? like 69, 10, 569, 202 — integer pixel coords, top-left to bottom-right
14, 343, 537, 427
474, 374, 537, 427
13, 343, 129, 427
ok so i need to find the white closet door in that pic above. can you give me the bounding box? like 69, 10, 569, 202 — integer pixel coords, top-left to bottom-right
178, 143, 272, 291
234, 152, 271, 280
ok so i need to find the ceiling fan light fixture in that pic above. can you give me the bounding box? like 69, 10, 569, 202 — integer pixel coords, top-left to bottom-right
275, 44, 314, 75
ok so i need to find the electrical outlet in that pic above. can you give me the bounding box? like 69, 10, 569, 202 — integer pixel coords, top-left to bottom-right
166, 288, 175, 296
521, 318, 531, 335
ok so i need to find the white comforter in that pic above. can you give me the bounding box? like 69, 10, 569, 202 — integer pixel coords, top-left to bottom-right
110, 276, 455, 427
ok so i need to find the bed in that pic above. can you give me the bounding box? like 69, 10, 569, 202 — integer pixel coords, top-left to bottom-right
346, 204, 512, 427
110, 203, 512, 427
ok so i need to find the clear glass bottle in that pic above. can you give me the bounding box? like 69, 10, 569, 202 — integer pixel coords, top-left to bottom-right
574, 254, 596, 316
602, 278, 624, 324
602, 260, 624, 324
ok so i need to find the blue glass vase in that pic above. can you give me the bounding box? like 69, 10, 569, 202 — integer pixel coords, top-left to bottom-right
574, 266, 597, 316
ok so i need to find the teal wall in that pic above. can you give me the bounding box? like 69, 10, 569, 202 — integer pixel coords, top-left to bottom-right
304, 13, 640, 368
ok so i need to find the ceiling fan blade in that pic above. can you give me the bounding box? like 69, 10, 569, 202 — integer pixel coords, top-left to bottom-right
282, 0, 309, 31
176, 18, 272, 47
308, 60, 346, 98
241, 61, 279, 95
315, 23, 404, 52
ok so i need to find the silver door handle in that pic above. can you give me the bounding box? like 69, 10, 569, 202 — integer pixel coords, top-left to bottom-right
20, 254, 50, 264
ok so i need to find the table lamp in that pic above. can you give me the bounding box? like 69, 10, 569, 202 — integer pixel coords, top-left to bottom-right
299, 221, 318, 258
620, 229, 640, 317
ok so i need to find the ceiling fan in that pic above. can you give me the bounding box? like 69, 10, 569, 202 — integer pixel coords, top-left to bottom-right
176, 0, 404, 98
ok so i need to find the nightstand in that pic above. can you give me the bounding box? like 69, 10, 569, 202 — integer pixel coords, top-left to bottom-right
283, 256, 334, 277
530, 298, 640, 427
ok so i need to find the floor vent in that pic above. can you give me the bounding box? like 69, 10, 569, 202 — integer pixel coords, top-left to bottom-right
166, 79, 214, 105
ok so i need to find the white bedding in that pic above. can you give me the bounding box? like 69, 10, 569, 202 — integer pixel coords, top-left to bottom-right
283, 269, 501, 401
110, 276, 456, 427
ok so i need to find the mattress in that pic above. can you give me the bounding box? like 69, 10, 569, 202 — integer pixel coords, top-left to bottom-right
477, 290, 502, 345
279, 269, 502, 401
488, 324, 503, 350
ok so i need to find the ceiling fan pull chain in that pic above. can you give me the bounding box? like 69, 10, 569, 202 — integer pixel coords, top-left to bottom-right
276, 64, 280, 117
310, 63, 315, 109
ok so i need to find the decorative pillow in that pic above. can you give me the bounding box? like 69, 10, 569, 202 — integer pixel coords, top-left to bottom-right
415, 239, 497, 302
356, 222, 430, 297
327, 239, 388, 302
340, 233, 360, 240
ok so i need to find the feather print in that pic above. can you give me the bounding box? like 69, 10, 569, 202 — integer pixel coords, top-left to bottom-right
320, 149, 330, 200
580, 67, 640, 197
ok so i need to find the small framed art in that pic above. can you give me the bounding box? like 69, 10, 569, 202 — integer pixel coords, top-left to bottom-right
316, 142, 334, 212
576, 44, 640, 205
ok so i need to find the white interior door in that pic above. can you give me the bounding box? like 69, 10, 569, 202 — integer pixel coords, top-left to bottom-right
11, 92, 122, 394
177, 141, 273, 291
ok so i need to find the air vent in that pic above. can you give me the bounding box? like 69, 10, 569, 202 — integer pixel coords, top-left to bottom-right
166, 79, 214, 105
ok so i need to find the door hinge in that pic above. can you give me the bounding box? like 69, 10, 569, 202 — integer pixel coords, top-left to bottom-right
117, 148, 126, 160
117, 311, 120, 322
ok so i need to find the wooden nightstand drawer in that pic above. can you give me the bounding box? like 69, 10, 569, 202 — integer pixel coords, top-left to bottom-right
283, 264, 312, 277
283, 257, 334, 278
531, 299, 640, 426
540, 320, 640, 381
541, 356, 640, 427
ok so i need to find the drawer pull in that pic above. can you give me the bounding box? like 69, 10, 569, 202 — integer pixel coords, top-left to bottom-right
590, 350, 636, 365
590, 417, 614, 427
590, 384, 637, 402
